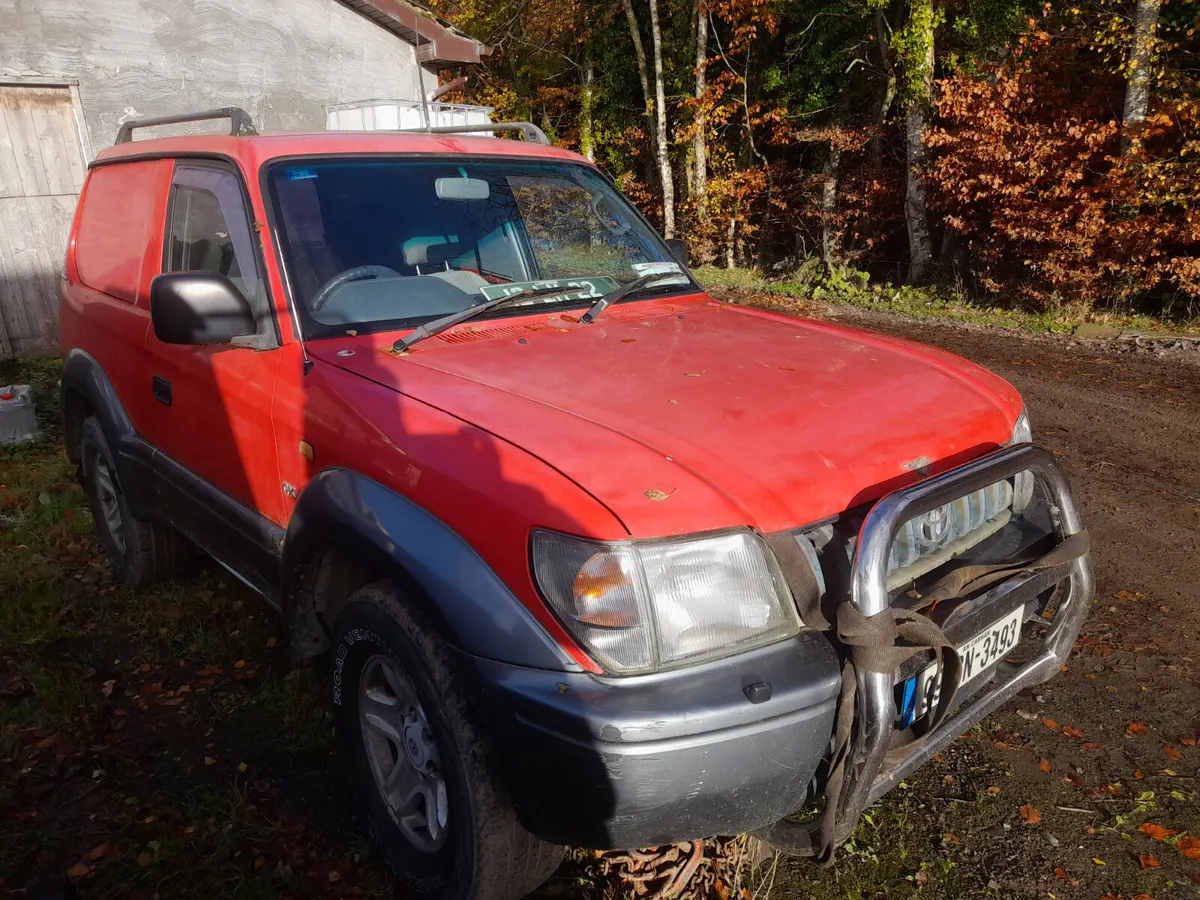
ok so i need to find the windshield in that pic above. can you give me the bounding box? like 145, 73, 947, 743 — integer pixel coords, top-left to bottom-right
266, 158, 692, 336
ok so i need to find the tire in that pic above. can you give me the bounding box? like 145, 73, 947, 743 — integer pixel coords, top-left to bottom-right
78, 417, 196, 585
331, 581, 563, 900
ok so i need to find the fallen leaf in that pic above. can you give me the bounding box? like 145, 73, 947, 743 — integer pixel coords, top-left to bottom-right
67, 863, 90, 879
1062, 725, 1084, 739
644, 489, 670, 502
987, 785, 1002, 795
1164, 745, 1182, 760
234, 660, 246, 670
1138, 854, 1160, 868
1127, 722, 1148, 736
1134, 770, 1145, 779
1182, 737, 1197, 747
1092, 857, 1105, 865
266, 637, 277, 649
86, 842, 112, 861
1019, 803, 1042, 824
1083, 742, 1104, 751
1178, 835, 1200, 861
1039, 758, 1052, 774
1139, 823, 1176, 840
137, 851, 152, 867
203, 756, 216, 766
101, 679, 116, 698
1042, 718, 1060, 730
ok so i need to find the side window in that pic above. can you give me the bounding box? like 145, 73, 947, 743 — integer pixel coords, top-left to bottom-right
165, 165, 261, 304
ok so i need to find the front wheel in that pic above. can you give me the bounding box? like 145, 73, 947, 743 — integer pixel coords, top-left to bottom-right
331, 582, 562, 900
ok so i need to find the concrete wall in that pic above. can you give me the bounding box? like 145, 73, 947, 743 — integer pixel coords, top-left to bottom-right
0, 0, 436, 152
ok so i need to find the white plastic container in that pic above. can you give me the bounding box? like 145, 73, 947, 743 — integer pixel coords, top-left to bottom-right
325, 99, 495, 134
0, 385, 40, 445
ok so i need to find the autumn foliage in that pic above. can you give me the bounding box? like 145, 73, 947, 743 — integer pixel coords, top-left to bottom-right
433, 0, 1200, 316
926, 11, 1200, 310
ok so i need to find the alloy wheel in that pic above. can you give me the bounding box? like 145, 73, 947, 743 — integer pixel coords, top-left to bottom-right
92, 455, 126, 555
358, 654, 449, 853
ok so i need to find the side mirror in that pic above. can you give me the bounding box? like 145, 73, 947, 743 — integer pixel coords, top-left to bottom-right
665, 238, 689, 268
150, 272, 256, 345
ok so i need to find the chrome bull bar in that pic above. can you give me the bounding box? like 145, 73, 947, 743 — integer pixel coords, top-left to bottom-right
760, 443, 1095, 855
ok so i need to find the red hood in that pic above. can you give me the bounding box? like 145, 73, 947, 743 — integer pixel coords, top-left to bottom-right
311, 296, 1023, 537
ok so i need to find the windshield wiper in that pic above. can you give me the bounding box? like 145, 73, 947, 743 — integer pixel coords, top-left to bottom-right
579, 273, 685, 324
394, 285, 597, 352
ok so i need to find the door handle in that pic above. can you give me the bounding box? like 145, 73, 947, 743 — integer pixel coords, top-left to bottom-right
152, 375, 172, 406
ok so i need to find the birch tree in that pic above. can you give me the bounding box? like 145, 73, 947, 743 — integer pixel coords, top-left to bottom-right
1121, 0, 1161, 151
649, 0, 676, 236
622, 0, 676, 236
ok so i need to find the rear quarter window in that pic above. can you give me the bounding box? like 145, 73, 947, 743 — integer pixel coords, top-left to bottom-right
75, 160, 166, 304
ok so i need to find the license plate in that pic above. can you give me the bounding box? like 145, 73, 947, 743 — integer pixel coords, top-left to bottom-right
896, 605, 1025, 728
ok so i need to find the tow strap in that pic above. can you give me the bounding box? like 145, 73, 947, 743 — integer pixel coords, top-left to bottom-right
764, 528, 1091, 863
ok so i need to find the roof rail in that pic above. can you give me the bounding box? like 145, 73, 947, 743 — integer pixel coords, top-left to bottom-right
399, 122, 550, 145
115, 107, 258, 144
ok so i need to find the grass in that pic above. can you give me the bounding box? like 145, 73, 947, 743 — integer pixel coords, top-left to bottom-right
693, 264, 1195, 336
0, 357, 366, 898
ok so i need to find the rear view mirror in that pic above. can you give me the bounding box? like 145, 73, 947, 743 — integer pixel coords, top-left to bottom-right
435, 176, 490, 201
665, 239, 689, 268
150, 272, 256, 345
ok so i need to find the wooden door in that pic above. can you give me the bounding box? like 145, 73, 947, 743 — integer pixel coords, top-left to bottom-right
0, 84, 89, 359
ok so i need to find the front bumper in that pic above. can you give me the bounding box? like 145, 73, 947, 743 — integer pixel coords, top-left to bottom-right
468, 630, 841, 849
757, 443, 1094, 854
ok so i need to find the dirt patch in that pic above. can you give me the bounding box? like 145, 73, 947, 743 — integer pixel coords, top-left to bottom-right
765, 302, 1200, 899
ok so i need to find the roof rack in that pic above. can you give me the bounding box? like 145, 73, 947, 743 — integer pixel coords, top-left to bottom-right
115, 107, 258, 144
399, 122, 550, 145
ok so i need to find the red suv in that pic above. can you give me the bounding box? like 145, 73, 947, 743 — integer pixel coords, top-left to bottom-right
60, 109, 1094, 900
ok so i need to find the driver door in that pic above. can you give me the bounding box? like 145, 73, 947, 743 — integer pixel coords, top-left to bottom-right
138, 160, 285, 526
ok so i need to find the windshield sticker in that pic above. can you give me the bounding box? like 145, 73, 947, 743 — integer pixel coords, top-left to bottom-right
631, 261, 684, 276
480, 277, 619, 304
286, 167, 319, 181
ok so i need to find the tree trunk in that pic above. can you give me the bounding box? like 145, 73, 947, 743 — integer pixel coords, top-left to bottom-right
821, 146, 841, 267
693, 0, 708, 219
725, 199, 739, 268
870, 8, 895, 174
648, 0, 676, 236
579, 57, 596, 163
622, 0, 657, 160
903, 0, 935, 284
1121, 0, 1161, 152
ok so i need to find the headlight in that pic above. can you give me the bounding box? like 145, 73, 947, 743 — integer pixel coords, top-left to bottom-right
1010, 406, 1032, 445
531, 529, 801, 674
1008, 406, 1034, 512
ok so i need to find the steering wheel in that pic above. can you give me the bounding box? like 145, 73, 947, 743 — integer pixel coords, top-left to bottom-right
310, 265, 401, 312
